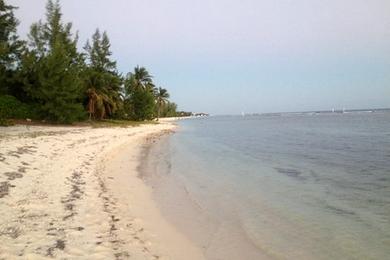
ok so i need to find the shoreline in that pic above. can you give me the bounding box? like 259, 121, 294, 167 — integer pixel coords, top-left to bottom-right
0, 122, 203, 259
139, 127, 272, 260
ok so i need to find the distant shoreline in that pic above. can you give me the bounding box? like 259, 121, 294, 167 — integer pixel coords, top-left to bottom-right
235, 108, 390, 117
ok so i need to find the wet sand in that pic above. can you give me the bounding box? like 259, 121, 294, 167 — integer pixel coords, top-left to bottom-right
139, 134, 271, 260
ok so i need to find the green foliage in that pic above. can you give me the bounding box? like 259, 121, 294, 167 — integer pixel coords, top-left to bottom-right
0, 95, 30, 125
126, 65, 153, 90
123, 66, 179, 120
0, 118, 11, 126
0, 0, 184, 124
83, 29, 122, 120
84, 30, 116, 72
14, 48, 40, 102
128, 87, 156, 121
35, 42, 85, 123
160, 101, 178, 117
0, 0, 24, 95
20, 0, 85, 123
155, 87, 170, 118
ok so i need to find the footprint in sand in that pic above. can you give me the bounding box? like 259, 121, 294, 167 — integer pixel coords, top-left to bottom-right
4, 172, 23, 180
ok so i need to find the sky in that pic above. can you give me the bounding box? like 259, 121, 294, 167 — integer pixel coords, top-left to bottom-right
9, 0, 390, 114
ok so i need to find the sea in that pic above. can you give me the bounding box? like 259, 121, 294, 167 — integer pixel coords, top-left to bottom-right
141, 111, 390, 259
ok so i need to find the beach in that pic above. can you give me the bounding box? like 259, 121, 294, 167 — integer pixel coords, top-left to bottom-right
1, 113, 389, 260
0, 122, 204, 259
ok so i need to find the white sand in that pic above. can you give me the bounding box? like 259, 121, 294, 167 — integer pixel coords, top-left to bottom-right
0, 123, 204, 259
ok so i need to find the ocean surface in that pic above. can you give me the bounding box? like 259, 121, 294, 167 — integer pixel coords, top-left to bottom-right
141, 111, 390, 259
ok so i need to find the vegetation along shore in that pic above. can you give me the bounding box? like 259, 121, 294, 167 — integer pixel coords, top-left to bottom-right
0, 0, 191, 126
0, 1, 205, 259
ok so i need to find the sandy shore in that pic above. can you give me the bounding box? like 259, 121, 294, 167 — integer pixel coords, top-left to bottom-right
0, 123, 204, 259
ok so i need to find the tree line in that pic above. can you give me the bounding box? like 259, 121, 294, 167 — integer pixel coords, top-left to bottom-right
0, 0, 183, 124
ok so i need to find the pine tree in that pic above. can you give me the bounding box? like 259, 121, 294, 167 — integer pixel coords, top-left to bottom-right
36, 40, 84, 122
0, 0, 24, 94
21, 0, 85, 123
85, 30, 116, 72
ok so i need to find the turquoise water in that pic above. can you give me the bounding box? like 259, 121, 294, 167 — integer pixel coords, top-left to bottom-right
143, 112, 390, 259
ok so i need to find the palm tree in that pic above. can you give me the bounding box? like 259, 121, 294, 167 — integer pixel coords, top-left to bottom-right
84, 29, 122, 120
145, 82, 157, 95
85, 70, 121, 120
155, 87, 170, 119
124, 66, 166, 120
129, 65, 153, 90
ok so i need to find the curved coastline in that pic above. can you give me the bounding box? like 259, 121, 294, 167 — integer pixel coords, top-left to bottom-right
0, 122, 203, 259
100, 122, 205, 260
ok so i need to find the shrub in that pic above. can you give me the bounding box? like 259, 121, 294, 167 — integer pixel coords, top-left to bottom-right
130, 89, 156, 121
0, 95, 30, 119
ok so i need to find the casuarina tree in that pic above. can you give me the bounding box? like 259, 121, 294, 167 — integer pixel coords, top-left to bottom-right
21, 0, 85, 123
0, 0, 24, 95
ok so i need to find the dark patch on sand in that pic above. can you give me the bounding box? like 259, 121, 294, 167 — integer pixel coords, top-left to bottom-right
115, 251, 130, 259
111, 215, 120, 222
47, 239, 66, 256
95, 172, 134, 259
7, 145, 37, 158
4, 172, 23, 180
0, 226, 22, 238
61, 170, 85, 220
18, 166, 28, 173
0, 181, 14, 198
75, 226, 84, 231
